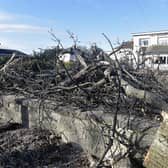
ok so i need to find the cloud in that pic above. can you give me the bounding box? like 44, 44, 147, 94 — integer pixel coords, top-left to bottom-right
0, 11, 48, 32
0, 12, 14, 21
0, 23, 47, 32
0, 11, 41, 22
0, 11, 71, 52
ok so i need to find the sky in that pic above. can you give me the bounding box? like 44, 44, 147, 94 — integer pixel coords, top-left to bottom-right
0, 0, 168, 54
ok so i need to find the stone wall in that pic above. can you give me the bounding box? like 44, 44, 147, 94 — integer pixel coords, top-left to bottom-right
0, 95, 160, 166
0, 95, 21, 123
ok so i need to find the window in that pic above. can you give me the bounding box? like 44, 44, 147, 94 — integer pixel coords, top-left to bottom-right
153, 56, 166, 64
139, 38, 149, 47
160, 56, 166, 64
158, 37, 168, 45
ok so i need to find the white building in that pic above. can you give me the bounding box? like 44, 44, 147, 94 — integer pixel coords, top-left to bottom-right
59, 53, 76, 62
132, 30, 168, 52
109, 41, 138, 69
132, 30, 168, 70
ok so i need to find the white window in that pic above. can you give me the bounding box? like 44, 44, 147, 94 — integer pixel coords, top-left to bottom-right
158, 37, 168, 45
139, 38, 149, 47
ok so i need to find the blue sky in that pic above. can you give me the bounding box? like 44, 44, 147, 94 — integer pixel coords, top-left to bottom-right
0, 0, 168, 53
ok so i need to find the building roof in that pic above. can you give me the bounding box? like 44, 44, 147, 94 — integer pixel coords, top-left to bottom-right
0, 48, 28, 57
145, 45, 168, 55
132, 30, 168, 36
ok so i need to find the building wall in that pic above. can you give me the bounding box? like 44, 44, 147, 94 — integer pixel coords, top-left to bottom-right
145, 54, 168, 71
133, 33, 168, 52
133, 32, 168, 70
111, 49, 137, 68
59, 53, 76, 62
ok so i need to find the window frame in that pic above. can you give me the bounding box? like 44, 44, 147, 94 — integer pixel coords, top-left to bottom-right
158, 37, 168, 45
153, 56, 167, 64
139, 38, 149, 47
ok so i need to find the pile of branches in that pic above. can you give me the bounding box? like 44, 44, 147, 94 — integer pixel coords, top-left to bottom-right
1, 33, 168, 167
0, 34, 167, 115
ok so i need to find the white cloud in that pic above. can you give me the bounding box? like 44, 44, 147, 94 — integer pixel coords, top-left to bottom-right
0, 11, 42, 22
0, 11, 48, 32
0, 23, 47, 32
0, 11, 75, 53
0, 12, 14, 21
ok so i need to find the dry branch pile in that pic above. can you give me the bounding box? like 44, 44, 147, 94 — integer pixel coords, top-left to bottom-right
0, 35, 168, 167
0, 42, 167, 115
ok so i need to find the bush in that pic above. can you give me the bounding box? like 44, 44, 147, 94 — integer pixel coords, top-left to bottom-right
0, 56, 10, 66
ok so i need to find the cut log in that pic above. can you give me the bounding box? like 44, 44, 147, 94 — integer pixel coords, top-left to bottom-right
121, 79, 168, 111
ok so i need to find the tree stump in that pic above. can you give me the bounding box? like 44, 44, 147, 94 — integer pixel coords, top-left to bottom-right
144, 111, 168, 168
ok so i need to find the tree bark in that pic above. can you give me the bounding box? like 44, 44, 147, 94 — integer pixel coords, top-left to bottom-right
121, 79, 168, 111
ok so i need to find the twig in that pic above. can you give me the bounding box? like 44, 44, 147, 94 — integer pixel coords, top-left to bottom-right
0, 53, 16, 73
